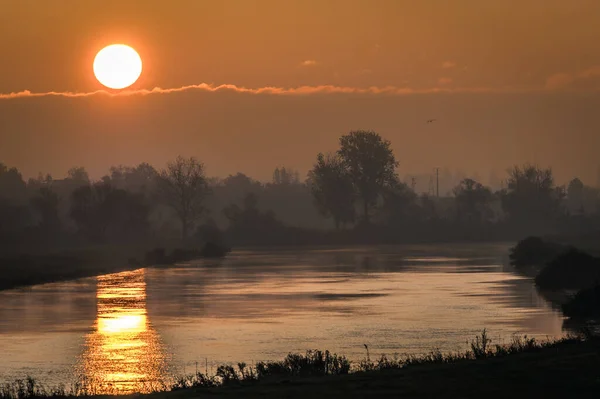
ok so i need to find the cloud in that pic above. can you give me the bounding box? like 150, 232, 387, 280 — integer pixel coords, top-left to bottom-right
546, 66, 600, 90
442, 61, 456, 69
438, 77, 453, 85
545, 73, 575, 90
0, 83, 538, 101
579, 66, 600, 79
300, 60, 318, 67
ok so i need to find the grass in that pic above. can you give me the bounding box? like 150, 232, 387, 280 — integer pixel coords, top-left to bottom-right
0, 246, 148, 291
2, 331, 599, 398
0, 240, 231, 292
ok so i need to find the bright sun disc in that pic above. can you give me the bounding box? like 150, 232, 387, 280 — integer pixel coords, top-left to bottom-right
93, 44, 142, 90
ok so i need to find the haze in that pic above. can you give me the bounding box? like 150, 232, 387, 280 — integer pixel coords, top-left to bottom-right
1, 0, 600, 184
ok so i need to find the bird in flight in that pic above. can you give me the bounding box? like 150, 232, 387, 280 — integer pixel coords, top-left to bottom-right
426, 119, 437, 123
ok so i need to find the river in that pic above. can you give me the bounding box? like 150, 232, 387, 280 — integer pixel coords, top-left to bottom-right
0, 243, 565, 393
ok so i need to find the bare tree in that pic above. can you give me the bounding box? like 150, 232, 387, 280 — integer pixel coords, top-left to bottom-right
156, 156, 209, 241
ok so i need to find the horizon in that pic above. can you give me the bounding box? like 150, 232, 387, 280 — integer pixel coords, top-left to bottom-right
2, 0, 600, 184
2, 2, 600, 396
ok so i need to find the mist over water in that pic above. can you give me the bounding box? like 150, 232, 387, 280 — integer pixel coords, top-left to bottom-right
0, 244, 564, 393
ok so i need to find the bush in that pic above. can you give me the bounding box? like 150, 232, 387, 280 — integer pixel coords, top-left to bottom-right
509, 236, 565, 268
535, 249, 600, 290
562, 284, 600, 320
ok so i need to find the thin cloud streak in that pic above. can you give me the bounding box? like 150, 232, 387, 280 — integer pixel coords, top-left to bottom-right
0, 82, 554, 100
300, 60, 318, 67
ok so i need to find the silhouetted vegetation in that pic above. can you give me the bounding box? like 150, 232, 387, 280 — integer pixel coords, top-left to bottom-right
156, 156, 209, 242
0, 248, 145, 291
562, 284, 600, 320
2, 129, 600, 288
510, 235, 600, 331
1, 332, 597, 398
509, 236, 567, 269
535, 248, 600, 290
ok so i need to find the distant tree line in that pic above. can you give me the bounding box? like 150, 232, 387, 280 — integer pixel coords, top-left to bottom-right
1, 130, 599, 252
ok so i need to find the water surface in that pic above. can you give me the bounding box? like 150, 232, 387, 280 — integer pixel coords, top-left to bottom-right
0, 244, 565, 393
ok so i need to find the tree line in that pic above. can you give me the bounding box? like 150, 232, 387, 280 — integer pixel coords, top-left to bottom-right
1, 130, 599, 252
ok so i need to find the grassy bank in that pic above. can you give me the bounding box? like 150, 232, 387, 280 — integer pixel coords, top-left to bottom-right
0, 246, 147, 291
2, 332, 599, 398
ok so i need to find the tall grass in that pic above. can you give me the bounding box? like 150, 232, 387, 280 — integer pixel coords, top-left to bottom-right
352, 329, 562, 372
0, 331, 594, 398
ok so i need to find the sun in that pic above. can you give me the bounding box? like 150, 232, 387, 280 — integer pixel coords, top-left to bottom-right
93, 44, 142, 90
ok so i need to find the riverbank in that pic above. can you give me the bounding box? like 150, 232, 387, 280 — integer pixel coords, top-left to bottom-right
0, 246, 147, 291
0, 241, 501, 292
165, 337, 599, 398
2, 333, 598, 398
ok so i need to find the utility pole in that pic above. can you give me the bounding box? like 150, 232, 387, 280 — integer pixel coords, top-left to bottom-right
434, 168, 440, 198
411, 176, 416, 192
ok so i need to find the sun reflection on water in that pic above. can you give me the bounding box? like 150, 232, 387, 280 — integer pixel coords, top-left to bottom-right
81, 269, 167, 394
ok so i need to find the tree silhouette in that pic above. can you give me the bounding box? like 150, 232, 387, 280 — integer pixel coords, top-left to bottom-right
30, 187, 61, 234
453, 178, 493, 224
70, 183, 112, 241
70, 182, 149, 243
567, 177, 584, 214
0, 163, 27, 203
501, 164, 564, 234
380, 180, 418, 226
272, 167, 300, 185
156, 156, 209, 241
67, 167, 90, 184
223, 192, 283, 243
337, 130, 398, 224
106, 163, 158, 193
307, 153, 355, 229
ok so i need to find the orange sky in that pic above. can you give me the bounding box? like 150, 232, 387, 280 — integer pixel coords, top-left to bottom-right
1, 0, 600, 184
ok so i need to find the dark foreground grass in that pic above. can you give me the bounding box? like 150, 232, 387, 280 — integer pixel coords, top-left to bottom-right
3, 331, 600, 399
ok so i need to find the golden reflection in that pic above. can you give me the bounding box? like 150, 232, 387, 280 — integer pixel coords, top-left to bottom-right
81, 269, 167, 394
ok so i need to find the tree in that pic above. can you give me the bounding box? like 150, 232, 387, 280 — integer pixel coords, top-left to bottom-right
307, 153, 355, 229
380, 180, 418, 226
217, 173, 262, 205
156, 156, 209, 241
106, 163, 158, 193
337, 130, 398, 224
501, 164, 564, 234
222, 192, 284, 244
453, 178, 493, 224
27, 173, 53, 193
67, 167, 90, 184
70, 183, 111, 241
272, 167, 300, 185
567, 177, 584, 214
0, 163, 27, 203
70, 182, 149, 243
30, 187, 61, 233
